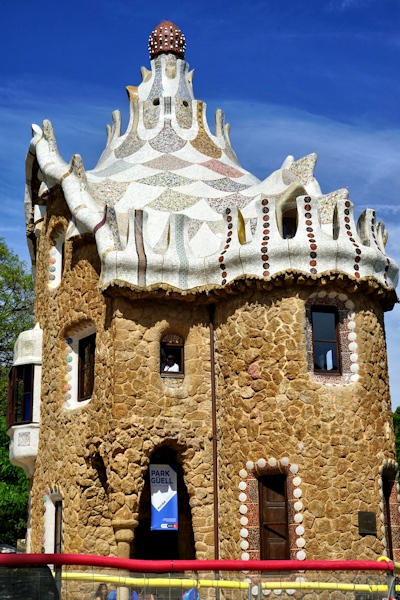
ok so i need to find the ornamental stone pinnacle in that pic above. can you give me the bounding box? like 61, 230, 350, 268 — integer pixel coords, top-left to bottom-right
148, 21, 186, 60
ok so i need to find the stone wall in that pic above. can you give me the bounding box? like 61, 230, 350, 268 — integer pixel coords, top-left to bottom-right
28, 186, 398, 561
215, 288, 397, 560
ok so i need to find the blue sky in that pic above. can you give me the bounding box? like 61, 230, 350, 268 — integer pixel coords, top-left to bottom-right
1, 0, 400, 404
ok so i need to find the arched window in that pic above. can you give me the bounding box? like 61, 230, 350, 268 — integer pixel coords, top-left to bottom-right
160, 334, 184, 376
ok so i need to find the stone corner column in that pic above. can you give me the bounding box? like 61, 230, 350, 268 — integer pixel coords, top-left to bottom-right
112, 519, 137, 600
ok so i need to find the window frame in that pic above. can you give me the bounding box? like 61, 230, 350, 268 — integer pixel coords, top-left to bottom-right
78, 333, 96, 401
160, 334, 184, 378
311, 305, 341, 375
7, 364, 34, 428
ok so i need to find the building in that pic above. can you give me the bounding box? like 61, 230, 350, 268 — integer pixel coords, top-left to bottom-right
7, 21, 400, 562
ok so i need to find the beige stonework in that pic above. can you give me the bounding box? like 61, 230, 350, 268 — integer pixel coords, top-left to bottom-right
25, 183, 399, 563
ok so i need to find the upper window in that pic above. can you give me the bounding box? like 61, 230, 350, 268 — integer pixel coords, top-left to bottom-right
311, 306, 340, 374
78, 334, 96, 401
160, 334, 184, 377
7, 365, 34, 428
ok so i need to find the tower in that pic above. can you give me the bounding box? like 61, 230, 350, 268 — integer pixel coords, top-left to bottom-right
8, 21, 399, 562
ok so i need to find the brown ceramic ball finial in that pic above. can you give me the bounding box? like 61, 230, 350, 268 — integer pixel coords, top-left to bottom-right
148, 21, 186, 60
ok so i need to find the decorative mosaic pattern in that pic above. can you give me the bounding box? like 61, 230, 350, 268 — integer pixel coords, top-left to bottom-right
282, 169, 299, 185
238, 458, 305, 561
88, 180, 129, 205
143, 154, 192, 171
42, 120, 57, 153
162, 333, 183, 344
18, 432, 31, 447
64, 337, 74, 407
134, 210, 147, 286
191, 101, 222, 158
147, 57, 163, 100
143, 100, 160, 129
305, 291, 358, 385
175, 214, 189, 289
207, 220, 224, 235
289, 153, 317, 185
21, 340, 35, 356
219, 208, 233, 285
48, 229, 64, 286
206, 178, 249, 193
72, 155, 88, 192
201, 159, 243, 179
223, 143, 241, 166
137, 172, 195, 187
176, 98, 193, 129
149, 119, 187, 153
148, 188, 199, 211
208, 192, 252, 214
249, 217, 257, 236
115, 100, 145, 158
302, 197, 318, 276
148, 22, 186, 60
91, 159, 134, 178
260, 198, 270, 278
318, 188, 348, 224
177, 61, 192, 101
106, 202, 122, 250
187, 219, 203, 240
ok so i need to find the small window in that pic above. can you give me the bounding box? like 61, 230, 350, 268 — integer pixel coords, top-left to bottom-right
78, 334, 96, 401
160, 334, 184, 377
7, 365, 34, 428
282, 208, 297, 239
311, 306, 340, 373
259, 474, 290, 560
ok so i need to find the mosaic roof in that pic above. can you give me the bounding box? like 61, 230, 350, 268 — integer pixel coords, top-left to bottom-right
26, 22, 398, 294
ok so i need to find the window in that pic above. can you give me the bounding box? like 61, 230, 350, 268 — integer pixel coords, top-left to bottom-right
311, 306, 340, 373
259, 474, 289, 560
160, 334, 184, 376
78, 334, 96, 401
7, 365, 34, 428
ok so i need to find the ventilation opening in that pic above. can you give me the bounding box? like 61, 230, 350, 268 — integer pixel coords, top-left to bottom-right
132, 446, 195, 560
153, 98, 160, 106
282, 207, 297, 239
333, 206, 340, 240
183, 100, 189, 107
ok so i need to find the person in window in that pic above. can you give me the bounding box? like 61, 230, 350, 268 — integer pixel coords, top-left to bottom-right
163, 355, 179, 372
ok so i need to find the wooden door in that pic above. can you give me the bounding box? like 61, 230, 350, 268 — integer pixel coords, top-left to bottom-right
259, 475, 289, 560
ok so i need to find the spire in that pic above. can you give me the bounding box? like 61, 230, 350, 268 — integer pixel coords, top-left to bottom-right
148, 21, 186, 60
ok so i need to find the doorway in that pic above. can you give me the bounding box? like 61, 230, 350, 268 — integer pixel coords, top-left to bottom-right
132, 447, 196, 560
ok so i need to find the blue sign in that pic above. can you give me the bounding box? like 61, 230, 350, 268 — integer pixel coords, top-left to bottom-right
149, 464, 178, 530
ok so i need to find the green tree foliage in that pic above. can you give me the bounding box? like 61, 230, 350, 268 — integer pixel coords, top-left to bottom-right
0, 417, 30, 544
0, 238, 34, 544
393, 408, 400, 465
